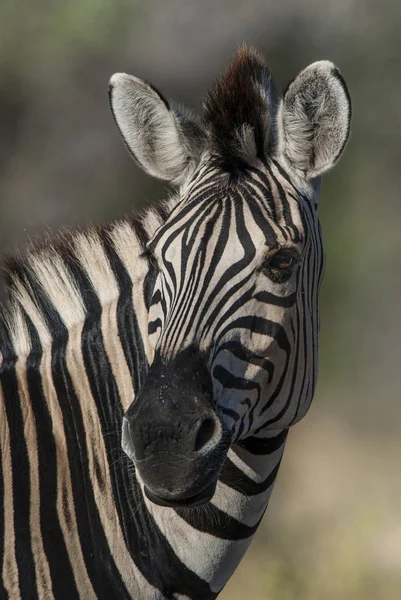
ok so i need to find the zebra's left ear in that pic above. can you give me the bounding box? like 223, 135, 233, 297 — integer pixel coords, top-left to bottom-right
277, 61, 351, 179
109, 73, 206, 185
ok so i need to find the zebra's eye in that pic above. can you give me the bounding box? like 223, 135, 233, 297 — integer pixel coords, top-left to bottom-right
269, 252, 294, 270
262, 249, 298, 283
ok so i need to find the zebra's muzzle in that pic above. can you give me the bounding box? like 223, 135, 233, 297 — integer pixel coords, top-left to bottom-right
121, 347, 230, 508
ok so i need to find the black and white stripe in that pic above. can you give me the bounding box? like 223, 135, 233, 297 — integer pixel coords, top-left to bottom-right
148, 160, 323, 436
0, 45, 351, 598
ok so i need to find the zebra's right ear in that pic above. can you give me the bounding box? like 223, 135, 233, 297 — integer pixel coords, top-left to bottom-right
109, 74, 206, 185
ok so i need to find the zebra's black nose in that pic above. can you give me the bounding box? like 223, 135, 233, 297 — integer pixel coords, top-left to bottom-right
121, 348, 230, 507
123, 410, 221, 461
122, 407, 225, 508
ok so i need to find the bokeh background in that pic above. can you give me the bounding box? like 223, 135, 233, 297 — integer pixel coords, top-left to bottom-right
1, 1, 401, 598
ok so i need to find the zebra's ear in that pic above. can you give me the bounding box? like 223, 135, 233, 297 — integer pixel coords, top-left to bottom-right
277, 61, 351, 179
109, 74, 206, 184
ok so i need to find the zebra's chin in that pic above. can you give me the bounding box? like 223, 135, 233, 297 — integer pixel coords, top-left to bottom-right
144, 478, 217, 508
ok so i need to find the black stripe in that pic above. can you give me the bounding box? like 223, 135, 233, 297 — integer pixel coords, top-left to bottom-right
103, 234, 150, 395
128, 215, 150, 250
144, 266, 158, 312
176, 505, 261, 541
214, 341, 274, 383
254, 290, 297, 308
1, 343, 37, 596
219, 456, 282, 496
210, 282, 255, 347
220, 407, 240, 422
216, 316, 289, 353
148, 318, 162, 335
238, 429, 288, 455
213, 365, 260, 396
268, 166, 297, 236
24, 315, 78, 598
246, 165, 278, 222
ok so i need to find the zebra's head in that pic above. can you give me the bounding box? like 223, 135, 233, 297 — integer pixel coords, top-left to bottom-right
110, 47, 351, 508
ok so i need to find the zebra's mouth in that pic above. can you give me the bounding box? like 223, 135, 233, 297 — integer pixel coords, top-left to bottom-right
144, 479, 217, 508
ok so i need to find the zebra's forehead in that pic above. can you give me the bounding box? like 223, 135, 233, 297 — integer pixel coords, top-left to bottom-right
149, 158, 308, 253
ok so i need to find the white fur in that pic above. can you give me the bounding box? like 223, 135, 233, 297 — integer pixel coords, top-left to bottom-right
277, 61, 351, 179
110, 74, 204, 185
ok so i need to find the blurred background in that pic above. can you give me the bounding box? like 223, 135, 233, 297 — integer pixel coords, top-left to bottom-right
1, 1, 400, 598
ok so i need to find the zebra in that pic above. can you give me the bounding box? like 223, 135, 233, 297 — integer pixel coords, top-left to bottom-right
0, 45, 351, 599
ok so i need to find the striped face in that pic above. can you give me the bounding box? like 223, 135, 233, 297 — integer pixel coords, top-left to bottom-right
113, 46, 350, 508
147, 160, 323, 443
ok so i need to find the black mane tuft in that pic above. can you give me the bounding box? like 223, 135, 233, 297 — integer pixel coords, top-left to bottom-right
202, 45, 277, 172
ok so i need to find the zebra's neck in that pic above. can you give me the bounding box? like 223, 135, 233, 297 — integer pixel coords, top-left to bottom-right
0, 207, 176, 597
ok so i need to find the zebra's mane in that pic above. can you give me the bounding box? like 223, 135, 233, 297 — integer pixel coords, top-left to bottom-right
203, 44, 278, 171
0, 198, 178, 360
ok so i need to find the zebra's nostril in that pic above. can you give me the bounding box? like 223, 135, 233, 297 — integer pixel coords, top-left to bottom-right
194, 418, 216, 452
